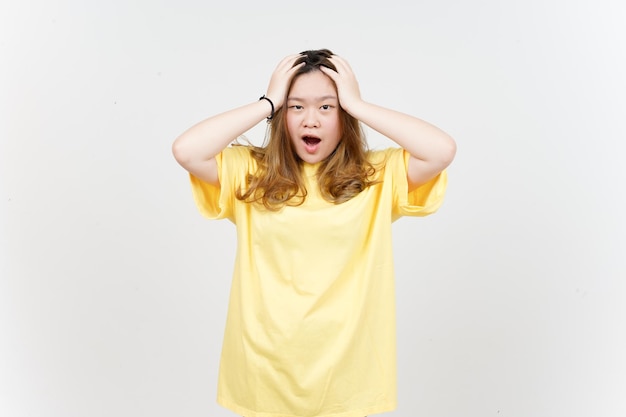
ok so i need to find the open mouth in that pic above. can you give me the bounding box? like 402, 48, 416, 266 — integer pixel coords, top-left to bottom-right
302, 135, 322, 154
302, 136, 321, 146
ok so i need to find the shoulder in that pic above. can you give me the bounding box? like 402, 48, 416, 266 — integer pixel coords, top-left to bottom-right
366, 147, 406, 167
212, 145, 259, 190
218, 144, 258, 170
222, 144, 254, 159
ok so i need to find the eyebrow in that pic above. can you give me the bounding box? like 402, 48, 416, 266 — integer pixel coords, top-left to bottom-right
287, 95, 338, 102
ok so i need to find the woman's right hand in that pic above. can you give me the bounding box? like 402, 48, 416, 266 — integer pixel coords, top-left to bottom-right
264, 54, 304, 109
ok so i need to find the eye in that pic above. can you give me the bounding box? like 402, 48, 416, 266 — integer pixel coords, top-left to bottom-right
289, 105, 303, 110
320, 104, 332, 110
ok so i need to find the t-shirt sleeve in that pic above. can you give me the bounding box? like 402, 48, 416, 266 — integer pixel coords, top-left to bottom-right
387, 148, 448, 220
188, 146, 251, 221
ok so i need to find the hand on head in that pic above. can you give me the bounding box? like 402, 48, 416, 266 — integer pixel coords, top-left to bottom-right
265, 54, 304, 109
319, 54, 363, 114
265, 50, 363, 115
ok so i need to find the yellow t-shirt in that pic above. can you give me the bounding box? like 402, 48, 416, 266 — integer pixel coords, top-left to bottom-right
189, 145, 447, 417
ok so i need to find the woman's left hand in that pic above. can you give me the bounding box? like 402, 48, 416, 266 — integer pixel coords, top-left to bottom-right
320, 55, 363, 114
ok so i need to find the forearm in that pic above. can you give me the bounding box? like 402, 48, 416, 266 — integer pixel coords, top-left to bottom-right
348, 100, 456, 166
172, 99, 272, 166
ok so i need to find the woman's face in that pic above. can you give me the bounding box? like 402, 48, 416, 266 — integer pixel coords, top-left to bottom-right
286, 70, 342, 164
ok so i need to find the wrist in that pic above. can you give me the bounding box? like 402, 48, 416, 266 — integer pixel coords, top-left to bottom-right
259, 95, 275, 121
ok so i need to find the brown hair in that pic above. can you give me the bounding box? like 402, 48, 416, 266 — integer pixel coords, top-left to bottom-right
236, 49, 378, 210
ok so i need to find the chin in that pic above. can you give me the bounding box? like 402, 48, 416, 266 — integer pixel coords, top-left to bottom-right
298, 153, 326, 164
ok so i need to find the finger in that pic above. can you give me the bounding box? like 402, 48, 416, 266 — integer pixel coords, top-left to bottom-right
328, 55, 352, 74
275, 53, 303, 71
319, 64, 336, 75
319, 65, 339, 82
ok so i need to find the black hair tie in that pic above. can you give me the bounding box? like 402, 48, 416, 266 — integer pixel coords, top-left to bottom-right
259, 95, 274, 121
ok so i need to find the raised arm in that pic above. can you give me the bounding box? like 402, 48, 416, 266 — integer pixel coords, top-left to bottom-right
320, 55, 456, 190
172, 54, 304, 185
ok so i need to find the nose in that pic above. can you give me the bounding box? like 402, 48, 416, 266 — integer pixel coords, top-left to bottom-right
303, 109, 320, 128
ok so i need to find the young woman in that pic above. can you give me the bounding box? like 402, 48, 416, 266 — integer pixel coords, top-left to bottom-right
172, 49, 456, 417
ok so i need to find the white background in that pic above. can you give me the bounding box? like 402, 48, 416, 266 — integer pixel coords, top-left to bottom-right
1, 1, 625, 416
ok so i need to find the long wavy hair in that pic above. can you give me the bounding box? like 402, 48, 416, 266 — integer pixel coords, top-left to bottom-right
236, 49, 378, 210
